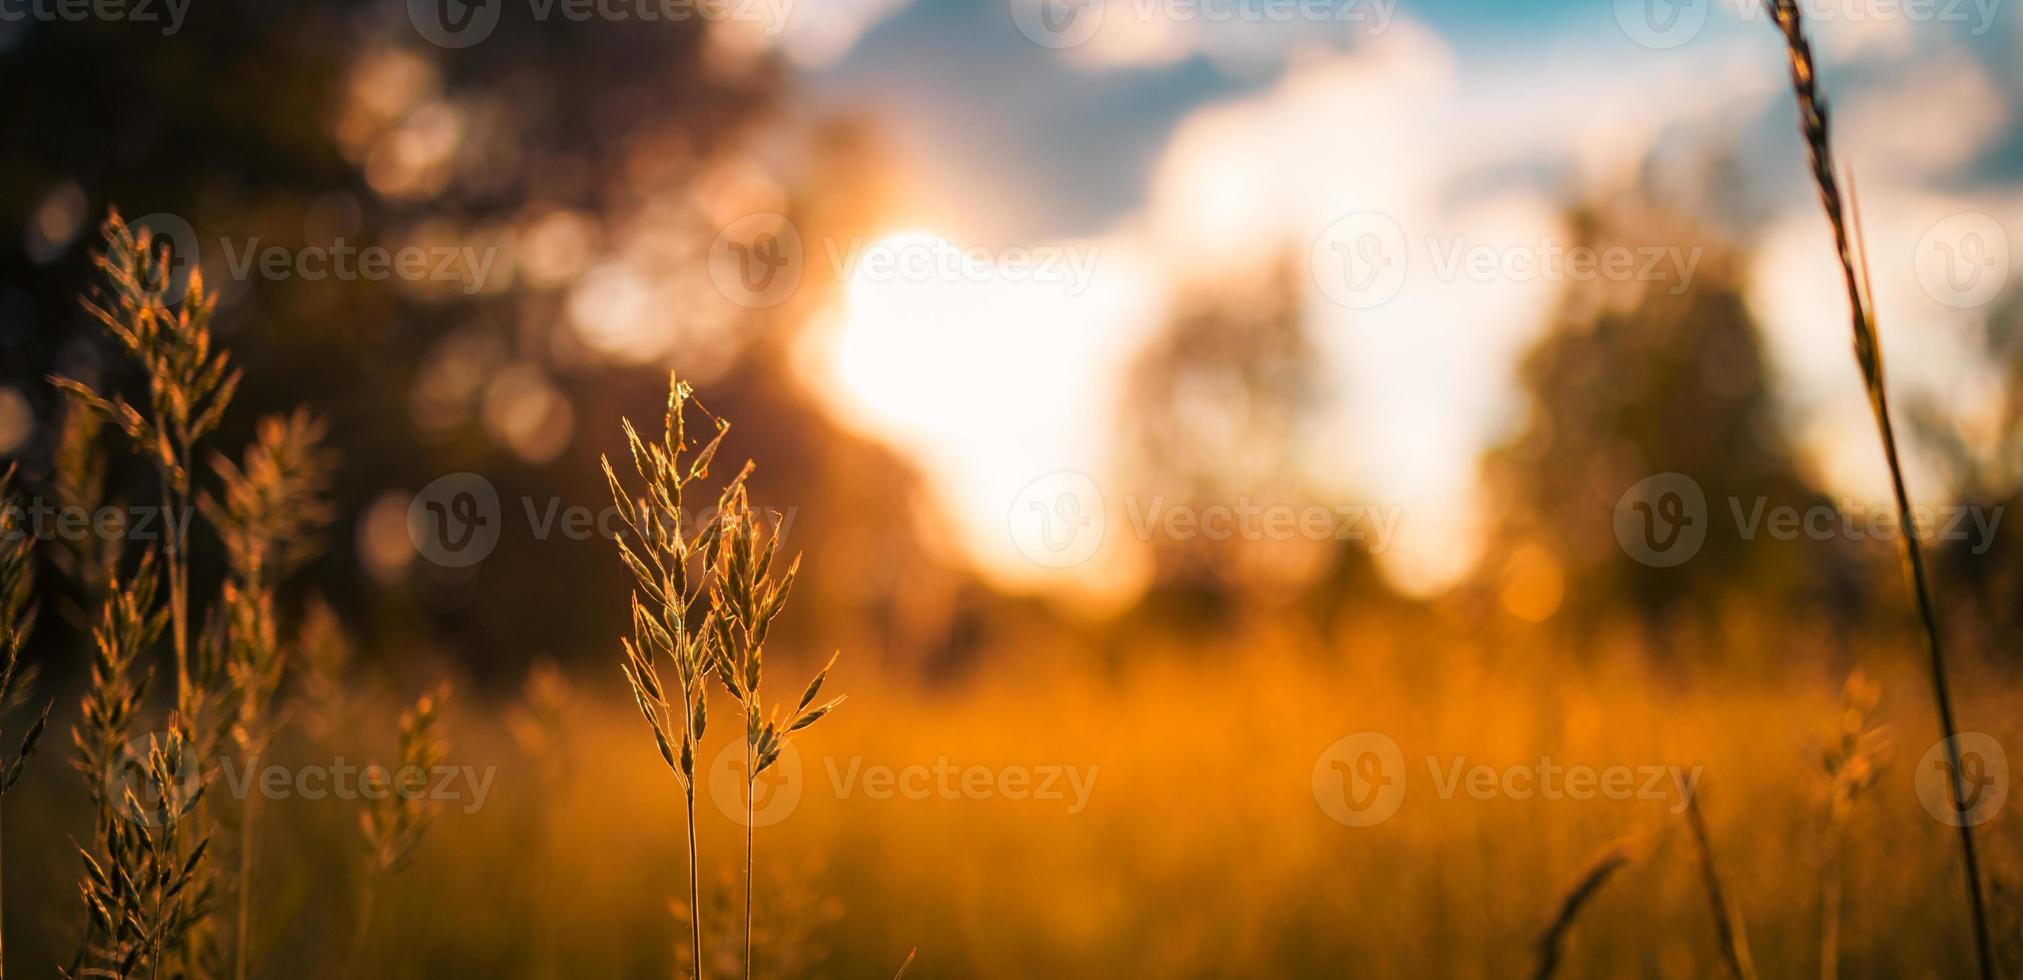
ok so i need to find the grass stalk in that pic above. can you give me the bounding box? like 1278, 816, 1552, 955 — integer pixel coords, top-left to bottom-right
745, 746, 754, 980
159, 468, 188, 715
1682, 776, 1756, 980
1820, 820, 1843, 980
1532, 840, 1635, 980
1759, 4, 1995, 976
605, 376, 843, 980
343, 879, 377, 979
236, 794, 255, 980
687, 787, 705, 979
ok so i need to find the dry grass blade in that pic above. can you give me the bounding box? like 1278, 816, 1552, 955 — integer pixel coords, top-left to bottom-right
0, 465, 46, 980
1759, 4, 1995, 977
1532, 839, 1637, 980
1680, 774, 1756, 980
604, 373, 844, 980
44, 207, 412, 980
604, 373, 740, 978
1819, 670, 1893, 980
54, 209, 241, 718
707, 478, 843, 980
349, 688, 452, 979
73, 724, 213, 980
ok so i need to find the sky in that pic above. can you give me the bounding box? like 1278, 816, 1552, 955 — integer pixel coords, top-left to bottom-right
760, 0, 2021, 601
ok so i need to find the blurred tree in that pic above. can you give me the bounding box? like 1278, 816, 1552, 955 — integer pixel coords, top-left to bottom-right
1911, 289, 2023, 663
0, 0, 787, 683
1477, 200, 1866, 663
1115, 254, 1386, 635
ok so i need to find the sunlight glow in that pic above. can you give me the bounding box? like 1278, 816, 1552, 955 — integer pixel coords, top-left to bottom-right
807, 229, 1164, 607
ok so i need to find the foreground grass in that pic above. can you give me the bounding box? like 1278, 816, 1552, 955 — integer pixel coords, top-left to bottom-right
12, 616, 2008, 978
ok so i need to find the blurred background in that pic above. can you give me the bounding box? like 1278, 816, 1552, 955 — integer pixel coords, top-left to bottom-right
1, 0, 2020, 975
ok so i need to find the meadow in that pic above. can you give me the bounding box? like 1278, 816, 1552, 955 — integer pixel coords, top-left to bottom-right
0, 0, 2019, 977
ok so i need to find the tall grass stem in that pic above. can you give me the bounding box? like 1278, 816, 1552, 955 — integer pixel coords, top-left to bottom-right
1759, 4, 1995, 975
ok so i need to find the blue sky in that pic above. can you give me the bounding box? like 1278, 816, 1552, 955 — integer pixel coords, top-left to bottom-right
776, 0, 2022, 598
797, 0, 2016, 239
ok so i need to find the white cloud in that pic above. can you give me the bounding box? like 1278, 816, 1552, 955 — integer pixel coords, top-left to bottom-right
1841, 54, 2006, 179
1128, 21, 1793, 592
1053, 0, 1400, 74
1748, 186, 2021, 501
737, 0, 912, 69
796, 11, 2021, 602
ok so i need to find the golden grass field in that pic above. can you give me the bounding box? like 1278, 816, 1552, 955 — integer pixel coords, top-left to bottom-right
5, 3, 2020, 978
55, 618, 1985, 978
